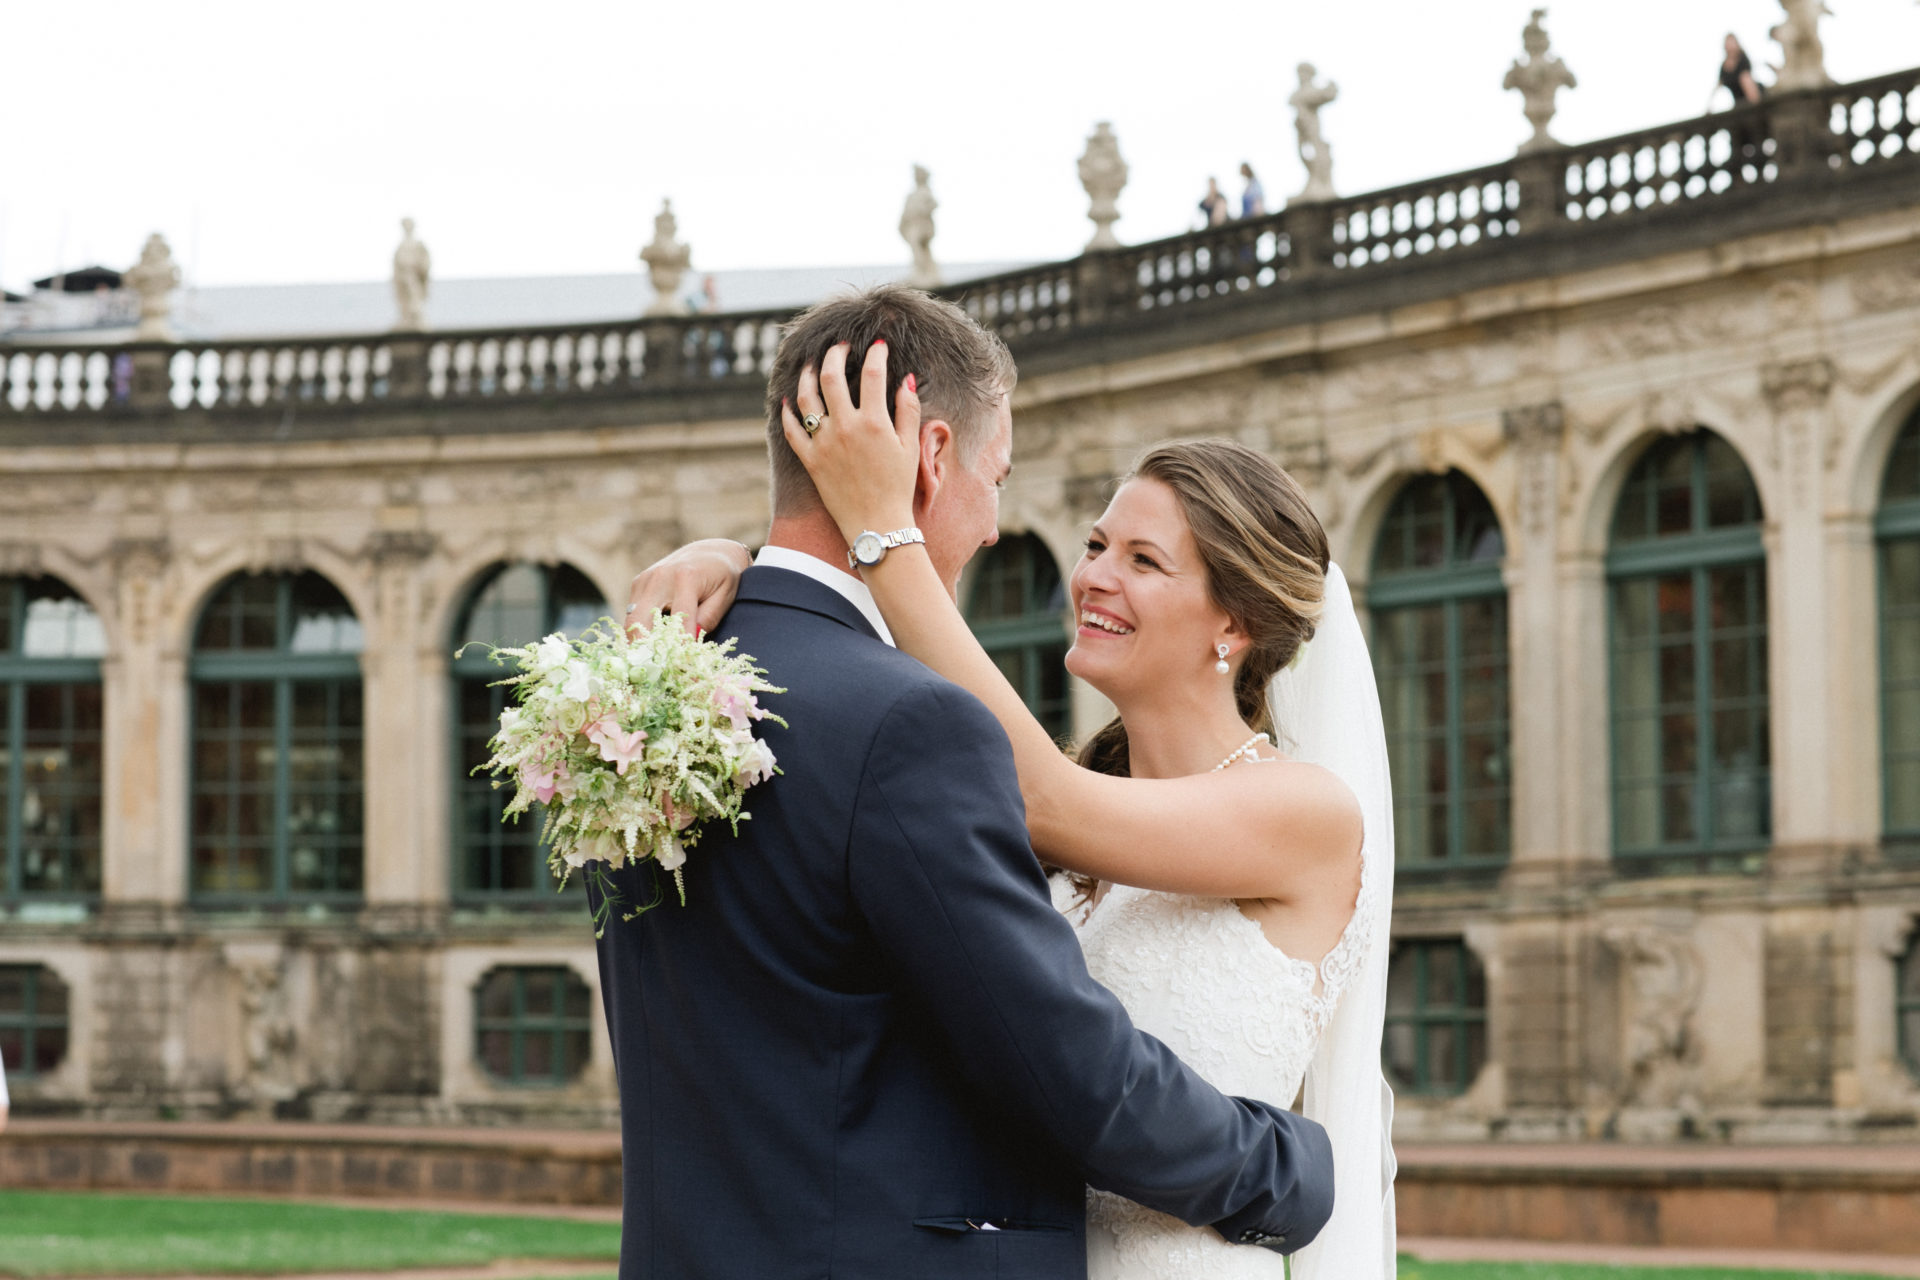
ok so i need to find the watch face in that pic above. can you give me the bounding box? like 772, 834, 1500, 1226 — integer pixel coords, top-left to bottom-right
853, 531, 885, 565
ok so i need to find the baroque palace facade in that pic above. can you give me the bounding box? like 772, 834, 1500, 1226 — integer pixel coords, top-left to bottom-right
4, 70, 1920, 1143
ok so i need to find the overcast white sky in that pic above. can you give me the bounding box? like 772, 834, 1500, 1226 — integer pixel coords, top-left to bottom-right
5, 0, 1918, 293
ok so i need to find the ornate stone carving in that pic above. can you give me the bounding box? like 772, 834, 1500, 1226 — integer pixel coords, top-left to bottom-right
1287, 64, 1340, 205
1601, 925, 1704, 1111
1064, 472, 1117, 520
124, 233, 181, 342
1505, 400, 1566, 538
1762, 357, 1836, 501
1848, 254, 1920, 313
392, 217, 431, 332
1770, 0, 1832, 93
364, 529, 437, 567
249, 537, 306, 575
900, 165, 941, 289
640, 199, 693, 317
1077, 123, 1129, 251
229, 949, 299, 1105
1503, 9, 1577, 154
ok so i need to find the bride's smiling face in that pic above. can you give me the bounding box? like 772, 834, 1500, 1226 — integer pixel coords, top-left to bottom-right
1065, 477, 1240, 701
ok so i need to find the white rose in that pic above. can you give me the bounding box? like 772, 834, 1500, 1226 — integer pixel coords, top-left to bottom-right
556, 701, 589, 735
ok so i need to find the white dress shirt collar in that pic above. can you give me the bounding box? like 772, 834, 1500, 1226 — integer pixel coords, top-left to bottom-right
753, 545, 896, 647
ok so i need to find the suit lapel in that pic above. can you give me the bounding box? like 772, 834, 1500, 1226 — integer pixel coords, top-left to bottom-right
735, 566, 883, 643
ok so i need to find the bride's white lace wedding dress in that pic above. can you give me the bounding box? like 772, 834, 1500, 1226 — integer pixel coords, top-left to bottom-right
1074, 866, 1376, 1280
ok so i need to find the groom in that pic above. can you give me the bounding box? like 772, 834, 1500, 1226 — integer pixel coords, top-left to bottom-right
596, 285, 1333, 1279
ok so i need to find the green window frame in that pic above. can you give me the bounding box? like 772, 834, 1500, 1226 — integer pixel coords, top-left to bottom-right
190, 572, 364, 904
451, 563, 607, 904
1370, 472, 1511, 879
1900, 927, 1920, 1082
0, 577, 105, 905
1877, 408, 1920, 847
1383, 938, 1487, 1097
964, 534, 1072, 742
474, 965, 594, 1086
0, 963, 71, 1080
1607, 431, 1770, 875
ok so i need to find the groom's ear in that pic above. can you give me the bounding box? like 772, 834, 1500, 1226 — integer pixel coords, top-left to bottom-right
913, 418, 954, 520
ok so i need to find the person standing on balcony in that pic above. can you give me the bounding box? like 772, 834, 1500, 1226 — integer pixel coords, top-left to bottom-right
1718, 33, 1764, 106
1199, 177, 1231, 228
1239, 163, 1267, 218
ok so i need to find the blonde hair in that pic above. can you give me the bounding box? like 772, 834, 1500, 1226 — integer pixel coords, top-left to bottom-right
1075, 439, 1329, 777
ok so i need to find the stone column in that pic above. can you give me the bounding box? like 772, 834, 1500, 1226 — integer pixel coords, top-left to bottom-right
101, 536, 183, 907
1557, 550, 1613, 865
359, 530, 441, 921
1500, 403, 1588, 884
1760, 358, 1841, 857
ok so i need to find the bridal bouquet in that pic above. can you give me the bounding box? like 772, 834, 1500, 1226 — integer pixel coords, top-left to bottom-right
465, 613, 785, 933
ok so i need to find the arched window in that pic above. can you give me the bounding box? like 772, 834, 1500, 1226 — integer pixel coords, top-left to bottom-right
964, 534, 1071, 742
1383, 938, 1487, 1097
451, 563, 607, 901
0, 578, 104, 904
1879, 407, 1920, 846
1370, 472, 1510, 877
190, 572, 363, 902
475, 965, 593, 1086
0, 963, 70, 1079
1900, 927, 1920, 1081
1608, 431, 1769, 873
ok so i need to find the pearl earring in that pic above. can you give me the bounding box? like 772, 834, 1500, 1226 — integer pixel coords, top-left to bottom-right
1215, 643, 1230, 675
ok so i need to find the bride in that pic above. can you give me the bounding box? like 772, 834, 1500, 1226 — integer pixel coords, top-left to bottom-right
633, 342, 1397, 1279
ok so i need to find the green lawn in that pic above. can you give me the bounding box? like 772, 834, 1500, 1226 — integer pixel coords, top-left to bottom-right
1402, 1260, 1897, 1280
0, 1191, 620, 1277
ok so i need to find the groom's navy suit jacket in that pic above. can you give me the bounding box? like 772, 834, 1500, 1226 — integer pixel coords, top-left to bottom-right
592, 565, 1334, 1279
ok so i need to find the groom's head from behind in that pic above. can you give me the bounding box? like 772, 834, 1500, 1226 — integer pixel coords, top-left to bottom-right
766, 285, 1017, 595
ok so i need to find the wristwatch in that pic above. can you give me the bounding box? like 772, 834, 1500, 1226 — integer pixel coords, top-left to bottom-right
848, 527, 925, 570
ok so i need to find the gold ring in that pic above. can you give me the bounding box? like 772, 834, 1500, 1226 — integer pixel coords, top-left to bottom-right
802, 412, 824, 435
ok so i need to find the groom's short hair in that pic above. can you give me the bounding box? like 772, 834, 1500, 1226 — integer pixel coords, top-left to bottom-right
765, 285, 1016, 516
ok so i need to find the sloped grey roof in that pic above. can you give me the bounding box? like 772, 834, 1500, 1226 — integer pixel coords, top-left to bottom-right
3, 262, 1030, 342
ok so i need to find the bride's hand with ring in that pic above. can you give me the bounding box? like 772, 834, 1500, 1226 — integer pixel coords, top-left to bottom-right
781, 340, 922, 549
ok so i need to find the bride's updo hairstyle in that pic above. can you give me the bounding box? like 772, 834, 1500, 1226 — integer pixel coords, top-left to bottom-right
1076, 439, 1330, 778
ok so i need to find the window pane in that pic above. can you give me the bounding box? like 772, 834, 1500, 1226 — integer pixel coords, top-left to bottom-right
20, 584, 106, 659
1884, 416, 1920, 503
549, 565, 609, 637
288, 574, 363, 655
462, 563, 546, 649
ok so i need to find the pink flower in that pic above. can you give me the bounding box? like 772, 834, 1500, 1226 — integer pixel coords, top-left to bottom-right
715, 683, 755, 732
659, 793, 696, 831
520, 760, 569, 804
586, 717, 649, 776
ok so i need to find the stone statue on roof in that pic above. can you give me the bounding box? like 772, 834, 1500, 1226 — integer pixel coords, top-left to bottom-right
124, 232, 181, 342
641, 198, 693, 317
1504, 10, 1577, 154
1288, 63, 1340, 204
1769, 0, 1832, 92
1078, 122, 1128, 250
392, 217, 430, 331
900, 165, 941, 289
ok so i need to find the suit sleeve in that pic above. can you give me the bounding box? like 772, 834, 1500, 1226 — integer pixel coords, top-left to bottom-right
847, 680, 1335, 1253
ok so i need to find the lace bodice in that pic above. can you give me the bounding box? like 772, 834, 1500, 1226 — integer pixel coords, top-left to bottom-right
1073, 857, 1375, 1280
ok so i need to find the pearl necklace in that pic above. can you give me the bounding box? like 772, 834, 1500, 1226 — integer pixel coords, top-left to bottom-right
1211, 732, 1270, 773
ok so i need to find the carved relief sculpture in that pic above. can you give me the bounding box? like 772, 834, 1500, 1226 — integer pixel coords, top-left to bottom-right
391, 217, 431, 331
641, 199, 694, 317
900, 165, 941, 289
1288, 64, 1340, 204
1503, 9, 1577, 154
124, 233, 181, 342
1770, 0, 1832, 93
1601, 926, 1704, 1112
1078, 122, 1129, 251
234, 957, 299, 1105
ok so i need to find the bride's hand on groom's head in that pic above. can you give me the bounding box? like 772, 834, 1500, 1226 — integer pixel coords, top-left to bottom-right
782, 340, 923, 545
626, 539, 753, 640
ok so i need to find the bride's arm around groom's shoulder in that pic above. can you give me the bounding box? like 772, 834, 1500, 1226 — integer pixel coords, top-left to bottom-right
849, 671, 1335, 1254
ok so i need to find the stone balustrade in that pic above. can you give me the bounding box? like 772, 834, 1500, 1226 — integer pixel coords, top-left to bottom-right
2, 68, 1914, 422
